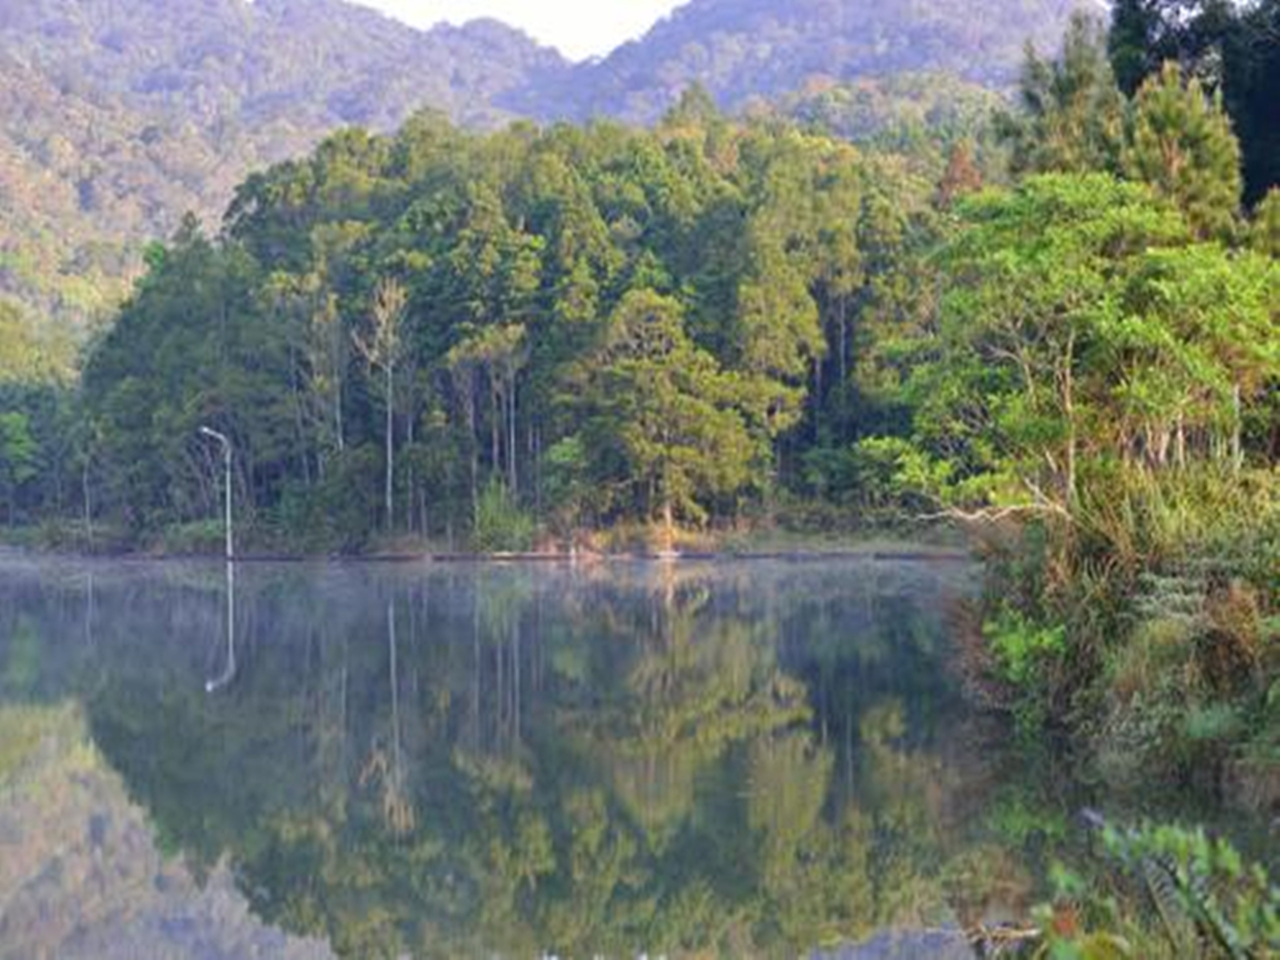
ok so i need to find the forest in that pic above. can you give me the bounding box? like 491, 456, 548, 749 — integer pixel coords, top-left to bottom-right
0, 3, 1278, 950
1, 8, 1273, 551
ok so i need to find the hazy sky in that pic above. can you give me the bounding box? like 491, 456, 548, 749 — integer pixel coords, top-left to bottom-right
357, 1, 686, 60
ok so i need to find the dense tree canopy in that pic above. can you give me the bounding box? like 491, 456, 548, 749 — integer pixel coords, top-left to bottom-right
904, 173, 1277, 518
68, 110, 939, 546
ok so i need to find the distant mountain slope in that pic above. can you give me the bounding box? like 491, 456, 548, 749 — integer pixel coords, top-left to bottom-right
0, 0, 566, 336
0, 0, 1087, 348
514, 0, 1083, 123
0, 0, 564, 129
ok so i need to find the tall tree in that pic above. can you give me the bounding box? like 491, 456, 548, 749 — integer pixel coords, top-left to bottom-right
354, 278, 407, 533
1105, 0, 1280, 204
1108, 0, 1168, 96
579, 290, 758, 534
909, 174, 1190, 518
935, 140, 984, 210
999, 13, 1126, 177
1123, 61, 1242, 241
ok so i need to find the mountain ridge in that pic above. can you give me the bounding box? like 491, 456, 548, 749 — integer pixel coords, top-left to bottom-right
510, 0, 1083, 123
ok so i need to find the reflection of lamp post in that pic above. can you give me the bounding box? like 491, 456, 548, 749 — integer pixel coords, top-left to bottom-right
199, 426, 232, 560
205, 561, 236, 694
200, 426, 235, 693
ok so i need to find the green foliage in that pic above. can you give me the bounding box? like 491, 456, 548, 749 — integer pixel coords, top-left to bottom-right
986, 609, 1068, 689
0, 0, 1082, 347
999, 14, 1126, 177
0, 0, 562, 335
1101, 822, 1280, 957
550, 0, 1078, 125
1035, 820, 1280, 959
75, 109, 945, 544
0, 411, 39, 524
1124, 62, 1243, 241
578, 289, 762, 526
777, 73, 1005, 176
155, 520, 226, 557
0, 299, 72, 385
899, 172, 1276, 531
472, 480, 535, 554
1251, 189, 1280, 258
1108, 0, 1166, 97
1105, 0, 1280, 206
541, 436, 592, 529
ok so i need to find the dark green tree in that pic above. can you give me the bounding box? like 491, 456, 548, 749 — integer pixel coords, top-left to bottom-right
578, 289, 759, 532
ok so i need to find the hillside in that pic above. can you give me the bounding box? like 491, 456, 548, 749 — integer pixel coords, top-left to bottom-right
0, 0, 566, 340
0, 0, 1086, 348
511, 0, 1082, 123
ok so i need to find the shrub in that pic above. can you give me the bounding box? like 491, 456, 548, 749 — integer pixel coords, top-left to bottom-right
1035, 820, 1279, 959
472, 481, 534, 554
986, 608, 1068, 688
984, 606, 1068, 733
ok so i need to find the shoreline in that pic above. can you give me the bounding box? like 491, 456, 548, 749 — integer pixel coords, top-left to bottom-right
0, 544, 974, 566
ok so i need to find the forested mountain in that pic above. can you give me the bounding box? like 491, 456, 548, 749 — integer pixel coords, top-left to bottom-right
0, 0, 565, 339
515, 0, 1083, 123
0, 0, 1086, 343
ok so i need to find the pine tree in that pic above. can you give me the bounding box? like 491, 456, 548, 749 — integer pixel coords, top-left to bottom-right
1251, 188, 1280, 259
999, 13, 1126, 176
1124, 61, 1243, 240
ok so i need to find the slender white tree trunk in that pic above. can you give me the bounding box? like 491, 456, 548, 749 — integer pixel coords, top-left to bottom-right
385, 363, 394, 531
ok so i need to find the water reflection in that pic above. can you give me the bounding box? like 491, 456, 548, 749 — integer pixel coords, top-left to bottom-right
206, 560, 236, 694
0, 556, 1082, 958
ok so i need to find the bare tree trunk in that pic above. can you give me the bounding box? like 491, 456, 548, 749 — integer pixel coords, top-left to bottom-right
289, 342, 312, 487
334, 386, 344, 454
385, 363, 394, 532
467, 383, 479, 526
838, 297, 849, 388
405, 397, 416, 534
507, 370, 518, 496
490, 378, 501, 484
1061, 334, 1077, 509
813, 356, 822, 443
82, 458, 93, 550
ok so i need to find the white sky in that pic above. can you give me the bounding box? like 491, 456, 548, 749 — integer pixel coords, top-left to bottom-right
356, 1, 686, 61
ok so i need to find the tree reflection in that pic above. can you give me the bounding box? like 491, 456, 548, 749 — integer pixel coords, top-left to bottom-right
0, 558, 1060, 957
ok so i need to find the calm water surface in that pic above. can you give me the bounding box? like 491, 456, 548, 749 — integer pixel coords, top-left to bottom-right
0, 555, 1237, 958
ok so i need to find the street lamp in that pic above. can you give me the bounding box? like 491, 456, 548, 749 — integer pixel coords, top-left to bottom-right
199, 426, 232, 561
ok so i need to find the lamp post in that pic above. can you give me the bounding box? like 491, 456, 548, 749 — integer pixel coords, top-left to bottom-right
200, 426, 235, 693
199, 426, 232, 560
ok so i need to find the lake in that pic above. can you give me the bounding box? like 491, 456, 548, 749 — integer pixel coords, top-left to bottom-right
0, 555, 1248, 958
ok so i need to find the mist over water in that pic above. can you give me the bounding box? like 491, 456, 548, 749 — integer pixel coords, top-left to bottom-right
0, 556, 1238, 957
